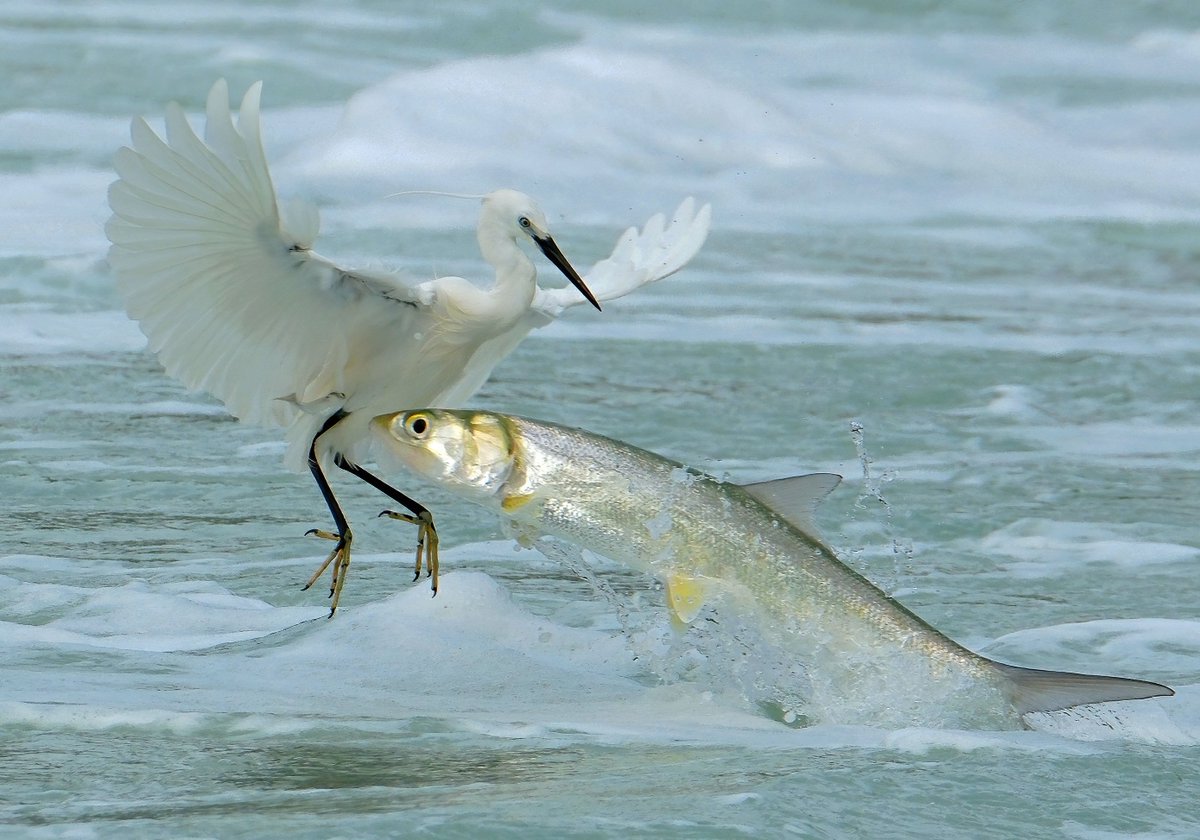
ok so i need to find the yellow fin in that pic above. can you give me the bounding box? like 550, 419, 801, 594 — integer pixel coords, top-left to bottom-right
666, 573, 707, 628
502, 492, 534, 512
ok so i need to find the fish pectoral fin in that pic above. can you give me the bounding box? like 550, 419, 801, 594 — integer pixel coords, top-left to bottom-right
741, 473, 842, 535
666, 573, 708, 628
501, 492, 535, 512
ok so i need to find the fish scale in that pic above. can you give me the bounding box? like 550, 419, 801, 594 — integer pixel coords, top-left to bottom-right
373, 408, 1174, 728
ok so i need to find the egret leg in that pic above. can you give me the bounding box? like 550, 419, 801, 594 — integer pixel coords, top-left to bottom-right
333, 456, 440, 595
378, 509, 439, 591
301, 416, 353, 617
303, 527, 351, 603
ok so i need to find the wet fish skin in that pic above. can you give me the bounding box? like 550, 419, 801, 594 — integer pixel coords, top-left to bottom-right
372, 408, 1173, 727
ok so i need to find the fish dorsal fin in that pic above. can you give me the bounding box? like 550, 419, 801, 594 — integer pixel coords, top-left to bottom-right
741, 473, 842, 535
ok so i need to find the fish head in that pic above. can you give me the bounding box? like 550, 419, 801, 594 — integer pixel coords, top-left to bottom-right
371, 409, 516, 502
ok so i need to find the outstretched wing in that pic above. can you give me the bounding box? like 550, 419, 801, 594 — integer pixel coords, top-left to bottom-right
106, 79, 426, 429
434, 197, 712, 407
532, 196, 712, 320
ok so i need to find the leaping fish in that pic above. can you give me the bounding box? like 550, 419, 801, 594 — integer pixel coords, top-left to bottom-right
371, 409, 1173, 728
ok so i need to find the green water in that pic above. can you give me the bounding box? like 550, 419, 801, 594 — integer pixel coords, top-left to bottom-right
3, 1, 1199, 836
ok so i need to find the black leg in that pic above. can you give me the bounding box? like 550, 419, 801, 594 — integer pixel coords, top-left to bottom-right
300, 413, 354, 616
310, 443, 350, 538
333, 455, 427, 519
334, 455, 440, 594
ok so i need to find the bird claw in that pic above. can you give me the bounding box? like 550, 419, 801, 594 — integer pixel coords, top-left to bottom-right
301, 530, 352, 616
379, 508, 439, 595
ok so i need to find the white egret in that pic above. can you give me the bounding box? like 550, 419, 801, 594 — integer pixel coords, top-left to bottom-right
105, 79, 711, 614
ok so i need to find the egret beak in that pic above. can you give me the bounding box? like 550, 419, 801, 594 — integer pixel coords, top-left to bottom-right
534, 234, 602, 311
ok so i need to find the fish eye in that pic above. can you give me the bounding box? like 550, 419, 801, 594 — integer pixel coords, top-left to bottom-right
405, 413, 430, 438
518, 216, 532, 229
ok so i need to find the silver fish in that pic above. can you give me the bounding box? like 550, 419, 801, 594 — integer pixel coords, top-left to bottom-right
371, 409, 1173, 727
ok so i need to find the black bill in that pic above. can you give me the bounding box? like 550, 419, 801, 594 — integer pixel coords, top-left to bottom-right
534, 234, 602, 311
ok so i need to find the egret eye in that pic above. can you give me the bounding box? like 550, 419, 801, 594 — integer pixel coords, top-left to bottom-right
518, 216, 532, 229
405, 413, 430, 438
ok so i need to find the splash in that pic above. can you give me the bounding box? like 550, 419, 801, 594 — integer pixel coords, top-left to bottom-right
848, 419, 914, 588
1024, 701, 1196, 746
529, 533, 1038, 730
529, 536, 816, 724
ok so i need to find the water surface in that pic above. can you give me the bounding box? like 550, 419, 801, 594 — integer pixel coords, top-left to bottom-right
2, 1, 1199, 836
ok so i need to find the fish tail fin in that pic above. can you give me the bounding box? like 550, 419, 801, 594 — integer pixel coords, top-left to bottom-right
989, 660, 1173, 715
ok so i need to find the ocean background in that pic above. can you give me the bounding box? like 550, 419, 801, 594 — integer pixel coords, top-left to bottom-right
3, 1, 1200, 836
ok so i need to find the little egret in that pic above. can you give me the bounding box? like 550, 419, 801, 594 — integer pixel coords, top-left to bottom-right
105, 79, 711, 614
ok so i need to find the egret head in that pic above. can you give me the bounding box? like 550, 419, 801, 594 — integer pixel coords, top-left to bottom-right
482, 189, 602, 311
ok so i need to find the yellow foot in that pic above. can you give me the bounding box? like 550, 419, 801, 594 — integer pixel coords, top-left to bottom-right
379, 508, 439, 595
302, 528, 352, 616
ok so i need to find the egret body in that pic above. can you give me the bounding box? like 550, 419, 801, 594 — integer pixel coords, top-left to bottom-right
106, 79, 711, 613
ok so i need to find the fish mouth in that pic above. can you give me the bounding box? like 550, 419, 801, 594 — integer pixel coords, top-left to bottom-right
534, 233, 602, 311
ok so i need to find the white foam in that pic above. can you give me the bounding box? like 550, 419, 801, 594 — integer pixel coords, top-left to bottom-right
0, 575, 324, 653
274, 30, 1200, 228
5, 29, 1193, 363
0, 700, 212, 735
0, 109, 127, 160
1024, 687, 1200, 747
882, 726, 1101, 755
1133, 28, 1200, 60
0, 308, 144, 355
985, 617, 1200, 677
974, 384, 1048, 421
1015, 421, 1200, 457
0, 22, 1197, 291
979, 519, 1200, 578
3, 539, 1187, 750
0, 168, 114, 258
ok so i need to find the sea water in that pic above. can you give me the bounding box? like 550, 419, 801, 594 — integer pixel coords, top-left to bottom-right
2, 1, 1199, 836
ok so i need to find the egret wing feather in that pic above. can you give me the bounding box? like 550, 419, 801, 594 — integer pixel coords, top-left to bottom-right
107, 79, 425, 430
531, 196, 711, 319
437, 198, 711, 407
